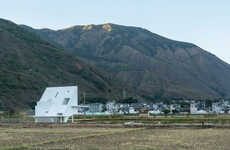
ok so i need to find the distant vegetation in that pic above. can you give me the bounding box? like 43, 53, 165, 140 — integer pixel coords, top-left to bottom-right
117, 97, 138, 104
0, 18, 122, 111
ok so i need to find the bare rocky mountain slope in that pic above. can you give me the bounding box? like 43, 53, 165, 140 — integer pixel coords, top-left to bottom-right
22, 23, 230, 100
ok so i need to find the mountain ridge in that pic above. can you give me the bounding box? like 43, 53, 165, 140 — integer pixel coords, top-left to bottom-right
21, 23, 198, 48
21, 23, 230, 100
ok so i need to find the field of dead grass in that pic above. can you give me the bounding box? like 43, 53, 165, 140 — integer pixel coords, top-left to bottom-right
0, 126, 230, 150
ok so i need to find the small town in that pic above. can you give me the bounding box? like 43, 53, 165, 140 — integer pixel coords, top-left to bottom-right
79, 99, 230, 116
32, 86, 230, 123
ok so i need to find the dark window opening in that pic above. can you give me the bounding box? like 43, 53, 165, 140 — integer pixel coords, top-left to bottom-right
63, 98, 70, 105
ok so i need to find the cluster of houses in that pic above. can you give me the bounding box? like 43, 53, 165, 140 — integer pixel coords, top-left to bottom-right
80, 100, 230, 115
34, 86, 230, 123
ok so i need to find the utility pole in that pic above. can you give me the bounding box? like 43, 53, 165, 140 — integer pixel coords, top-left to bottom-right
75, 82, 78, 105
123, 88, 126, 99
83, 92, 86, 105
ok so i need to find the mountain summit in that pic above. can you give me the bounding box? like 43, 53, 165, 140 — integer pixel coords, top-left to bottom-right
23, 23, 230, 100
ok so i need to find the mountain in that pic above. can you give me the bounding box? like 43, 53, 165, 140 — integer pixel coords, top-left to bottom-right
22, 23, 230, 100
0, 19, 122, 112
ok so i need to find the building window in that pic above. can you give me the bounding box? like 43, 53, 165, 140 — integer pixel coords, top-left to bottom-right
57, 113, 63, 116
63, 98, 70, 105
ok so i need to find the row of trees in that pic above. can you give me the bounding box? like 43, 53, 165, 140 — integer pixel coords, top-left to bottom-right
80, 96, 138, 105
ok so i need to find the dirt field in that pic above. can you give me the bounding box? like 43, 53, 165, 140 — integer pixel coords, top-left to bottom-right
0, 126, 230, 150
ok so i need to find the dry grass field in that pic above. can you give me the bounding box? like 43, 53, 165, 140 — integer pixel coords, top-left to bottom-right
0, 126, 230, 150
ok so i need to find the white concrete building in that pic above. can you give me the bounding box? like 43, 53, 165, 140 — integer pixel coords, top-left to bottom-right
35, 86, 78, 123
106, 101, 119, 114
212, 103, 221, 114
196, 110, 208, 114
190, 103, 198, 114
129, 107, 138, 114
152, 104, 159, 110
169, 105, 176, 114
149, 110, 162, 115
87, 103, 104, 113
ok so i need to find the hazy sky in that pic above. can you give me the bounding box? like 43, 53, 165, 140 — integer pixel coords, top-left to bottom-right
1, 0, 230, 63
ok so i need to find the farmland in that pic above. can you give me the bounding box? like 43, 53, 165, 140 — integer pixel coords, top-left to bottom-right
0, 125, 230, 150
1, 114, 230, 150
75, 114, 230, 125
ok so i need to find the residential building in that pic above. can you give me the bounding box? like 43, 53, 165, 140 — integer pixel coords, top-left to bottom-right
87, 103, 104, 113
106, 101, 119, 113
190, 103, 198, 114
35, 86, 78, 123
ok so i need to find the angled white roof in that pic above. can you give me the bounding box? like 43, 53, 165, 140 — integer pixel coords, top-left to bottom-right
35, 86, 78, 117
